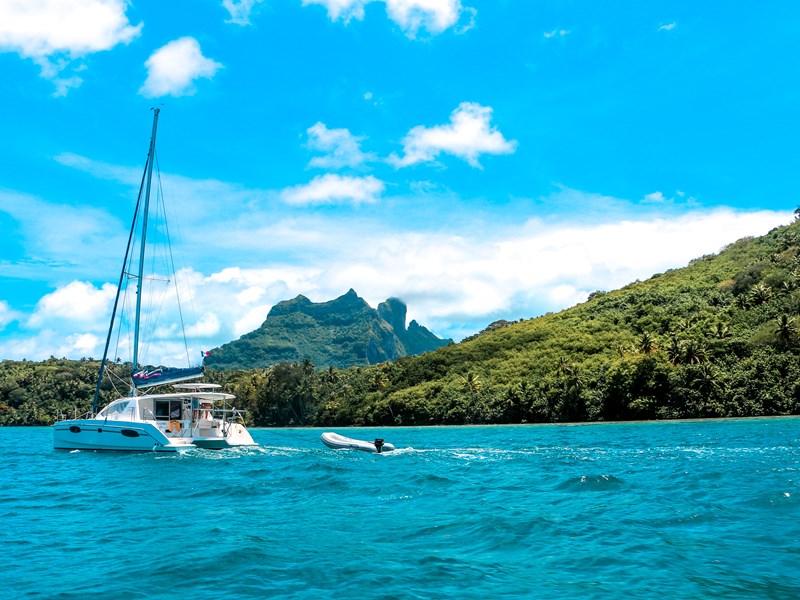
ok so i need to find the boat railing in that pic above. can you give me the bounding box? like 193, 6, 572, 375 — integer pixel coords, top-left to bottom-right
58, 408, 94, 421
213, 407, 248, 422
141, 407, 158, 422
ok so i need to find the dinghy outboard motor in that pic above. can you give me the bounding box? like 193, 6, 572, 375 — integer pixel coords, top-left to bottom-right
374, 438, 385, 453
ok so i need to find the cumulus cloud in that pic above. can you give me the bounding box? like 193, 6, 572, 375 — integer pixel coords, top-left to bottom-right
302, 0, 473, 36
280, 174, 385, 205
28, 281, 116, 328
385, 0, 467, 36
139, 37, 223, 98
307, 122, 374, 169
0, 0, 141, 95
390, 102, 517, 168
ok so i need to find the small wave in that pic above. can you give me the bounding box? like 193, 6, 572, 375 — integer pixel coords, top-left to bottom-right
409, 473, 456, 486
556, 474, 625, 491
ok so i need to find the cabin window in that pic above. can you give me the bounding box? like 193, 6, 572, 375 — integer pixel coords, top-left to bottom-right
155, 400, 182, 421
107, 401, 130, 416
97, 401, 131, 419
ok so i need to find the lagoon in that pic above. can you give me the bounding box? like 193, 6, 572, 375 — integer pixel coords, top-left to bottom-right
2, 419, 799, 599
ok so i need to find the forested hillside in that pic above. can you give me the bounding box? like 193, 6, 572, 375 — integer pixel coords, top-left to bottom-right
2, 218, 799, 427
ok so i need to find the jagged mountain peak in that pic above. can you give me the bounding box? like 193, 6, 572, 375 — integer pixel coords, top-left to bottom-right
206, 290, 451, 370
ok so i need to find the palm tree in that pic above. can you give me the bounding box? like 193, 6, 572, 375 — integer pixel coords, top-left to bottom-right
666, 336, 683, 365
461, 372, 483, 395
638, 331, 657, 355
774, 314, 798, 345
323, 366, 338, 384
710, 322, 731, 339
565, 366, 586, 397
735, 294, 750, 310
682, 340, 708, 365
691, 363, 720, 396
557, 357, 573, 376
372, 371, 390, 391
748, 283, 773, 306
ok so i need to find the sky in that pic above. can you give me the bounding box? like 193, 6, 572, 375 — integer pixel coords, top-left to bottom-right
0, 0, 798, 366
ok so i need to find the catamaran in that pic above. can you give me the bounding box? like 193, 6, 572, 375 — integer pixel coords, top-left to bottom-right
53, 109, 256, 452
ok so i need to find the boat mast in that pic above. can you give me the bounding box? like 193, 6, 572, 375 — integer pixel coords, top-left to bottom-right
131, 108, 160, 392
90, 168, 147, 414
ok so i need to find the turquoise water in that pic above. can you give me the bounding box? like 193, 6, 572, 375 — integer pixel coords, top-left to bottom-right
2, 419, 800, 599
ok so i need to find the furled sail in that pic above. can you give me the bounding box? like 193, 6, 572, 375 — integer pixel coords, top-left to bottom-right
132, 366, 204, 389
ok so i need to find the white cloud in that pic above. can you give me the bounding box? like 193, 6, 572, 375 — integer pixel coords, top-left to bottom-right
139, 37, 223, 98
0, 301, 18, 331
55, 152, 141, 184
658, 22, 677, 31
28, 281, 116, 328
302, 0, 473, 36
307, 122, 373, 169
224, 0, 474, 35
280, 174, 385, 205
543, 29, 570, 39
192, 313, 221, 337
390, 102, 517, 168
62, 333, 101, 357
642, 191, 666, 203
0, 0, 141, 57
385, 0, 465, 36
302, 0, 369, 22
222, 0, 266, 25
0, 0, 141, 94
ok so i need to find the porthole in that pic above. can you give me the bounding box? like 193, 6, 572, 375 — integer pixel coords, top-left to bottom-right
121, 429, 140, 438
69, 425, 81, 433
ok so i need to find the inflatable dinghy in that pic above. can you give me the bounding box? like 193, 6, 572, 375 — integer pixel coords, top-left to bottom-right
321, 432, 395, 453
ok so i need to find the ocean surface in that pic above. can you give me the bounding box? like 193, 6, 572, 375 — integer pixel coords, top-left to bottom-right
2, 419, 800, 599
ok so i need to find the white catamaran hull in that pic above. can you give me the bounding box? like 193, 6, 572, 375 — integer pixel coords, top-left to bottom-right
192, 422, 256, 449
53, 419, 194, 452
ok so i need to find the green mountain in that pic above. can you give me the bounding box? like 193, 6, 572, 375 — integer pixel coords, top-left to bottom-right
204, 289, 452, 370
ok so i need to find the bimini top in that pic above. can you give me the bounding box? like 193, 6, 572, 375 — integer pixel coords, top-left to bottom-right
132, 366, 204, 389
173, 383, 222, 391
135, 391, 236, 403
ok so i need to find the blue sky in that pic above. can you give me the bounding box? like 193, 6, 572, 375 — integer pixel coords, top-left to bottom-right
0, 0, 797, 365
